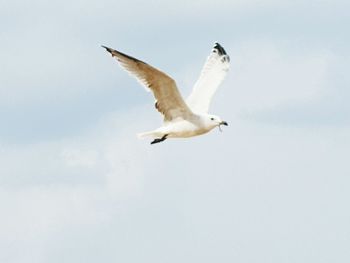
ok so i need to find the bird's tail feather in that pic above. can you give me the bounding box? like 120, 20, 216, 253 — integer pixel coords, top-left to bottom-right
137, 131, 158, 139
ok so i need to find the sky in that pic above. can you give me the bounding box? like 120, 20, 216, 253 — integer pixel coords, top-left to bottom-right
1, 0, 350, 262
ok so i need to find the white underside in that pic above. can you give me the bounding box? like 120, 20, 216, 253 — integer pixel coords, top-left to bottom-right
138, 119, 212, 139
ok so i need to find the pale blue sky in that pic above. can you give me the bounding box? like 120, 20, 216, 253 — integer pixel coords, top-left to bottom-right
1, 0, 350, 262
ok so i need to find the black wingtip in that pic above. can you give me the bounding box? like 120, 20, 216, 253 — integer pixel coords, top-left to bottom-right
101, 45, 113, 54
213, 42, 227, 56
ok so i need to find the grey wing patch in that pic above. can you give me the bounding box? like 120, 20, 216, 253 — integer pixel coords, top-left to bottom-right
154, 100, 163, 115
102, 45, 194, 122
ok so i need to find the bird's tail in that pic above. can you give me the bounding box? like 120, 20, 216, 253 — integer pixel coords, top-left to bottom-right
137, 130, 159, 139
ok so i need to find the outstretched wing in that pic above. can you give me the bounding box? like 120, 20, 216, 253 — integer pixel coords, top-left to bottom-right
186, 43, 230, 113
102, 46, 193, 122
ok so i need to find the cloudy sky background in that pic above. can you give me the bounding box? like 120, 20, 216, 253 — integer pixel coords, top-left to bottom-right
1, 0, 350, 262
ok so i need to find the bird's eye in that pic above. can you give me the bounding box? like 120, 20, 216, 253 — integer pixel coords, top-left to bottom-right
210, 118, 214, 121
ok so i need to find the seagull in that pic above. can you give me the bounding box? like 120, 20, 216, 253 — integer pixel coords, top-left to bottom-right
102, 42, 230, 144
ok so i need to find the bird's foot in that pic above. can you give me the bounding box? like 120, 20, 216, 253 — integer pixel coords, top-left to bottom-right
150, 134, 168, 145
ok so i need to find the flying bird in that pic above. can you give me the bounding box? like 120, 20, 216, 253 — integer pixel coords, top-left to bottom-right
102, 43, 230, 144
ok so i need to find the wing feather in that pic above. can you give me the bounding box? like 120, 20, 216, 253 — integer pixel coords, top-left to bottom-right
186, 43, 230, 113
102, 46, 193, 122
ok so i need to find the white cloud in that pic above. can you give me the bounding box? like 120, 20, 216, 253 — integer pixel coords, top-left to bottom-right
1, 103, 350, 262
0, 185, 112, 263
1, 0, 350, 261
61, 148, 99, 168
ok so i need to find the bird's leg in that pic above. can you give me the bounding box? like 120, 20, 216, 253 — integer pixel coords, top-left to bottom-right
150, 134, 168, 145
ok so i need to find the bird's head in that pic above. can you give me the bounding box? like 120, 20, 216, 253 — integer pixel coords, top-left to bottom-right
204, 114, 228, 131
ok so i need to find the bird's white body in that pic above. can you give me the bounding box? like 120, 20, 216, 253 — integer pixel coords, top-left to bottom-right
138, 114, 219, 139
103, 42, 230, 144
